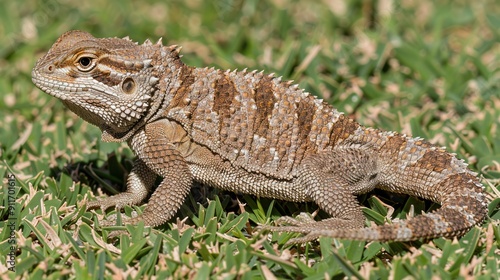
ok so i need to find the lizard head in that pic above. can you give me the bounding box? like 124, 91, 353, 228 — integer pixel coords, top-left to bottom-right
32, 30, 181, 141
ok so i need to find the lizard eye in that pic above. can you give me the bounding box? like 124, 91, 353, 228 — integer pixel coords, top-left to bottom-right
76, 56, 96, 71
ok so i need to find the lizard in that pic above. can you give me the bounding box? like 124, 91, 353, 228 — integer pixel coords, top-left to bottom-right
31, 30, 488, 243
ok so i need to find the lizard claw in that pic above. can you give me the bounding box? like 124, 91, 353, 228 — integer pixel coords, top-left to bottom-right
257, 222, 318, 245
86, 197, 125, 213
275, 212, 316, 226
256, 213, 318, 238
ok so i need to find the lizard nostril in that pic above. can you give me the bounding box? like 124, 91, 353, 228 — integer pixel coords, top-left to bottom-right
46, 64, 55, 73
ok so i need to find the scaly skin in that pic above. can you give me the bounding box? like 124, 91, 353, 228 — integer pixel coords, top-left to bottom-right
31, 30, 488, 243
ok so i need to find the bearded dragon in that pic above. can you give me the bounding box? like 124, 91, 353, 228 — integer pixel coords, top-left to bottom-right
31, 30, 488, 243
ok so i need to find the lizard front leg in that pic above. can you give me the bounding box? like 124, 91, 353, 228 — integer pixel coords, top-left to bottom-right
125, 122, 193, 227
90, 121, 193, 228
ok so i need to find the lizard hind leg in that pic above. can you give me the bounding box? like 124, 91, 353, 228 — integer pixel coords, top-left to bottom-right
264, 148, 381, 243
265, 144, 488, 244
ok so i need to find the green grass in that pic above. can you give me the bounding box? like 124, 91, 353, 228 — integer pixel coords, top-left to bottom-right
1, 0, 499, 278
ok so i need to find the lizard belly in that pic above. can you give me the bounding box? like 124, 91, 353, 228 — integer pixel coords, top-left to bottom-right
185, 146, 310, 202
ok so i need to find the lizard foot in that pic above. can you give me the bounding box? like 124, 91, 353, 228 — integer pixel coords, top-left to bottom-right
259, 213, 362, 245
87, 200, 141, 239
86, 193, 142, 212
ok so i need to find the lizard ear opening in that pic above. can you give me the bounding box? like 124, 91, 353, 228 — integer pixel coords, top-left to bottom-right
46, 64, 55, 73
122, 77, 136, 94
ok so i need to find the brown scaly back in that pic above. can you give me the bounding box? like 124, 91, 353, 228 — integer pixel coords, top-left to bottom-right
164, 67, 361, 179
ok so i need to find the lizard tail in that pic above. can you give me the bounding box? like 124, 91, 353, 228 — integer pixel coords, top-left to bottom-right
308, 172, 487, 242
357, 135, 489, 241
280, 172, 488, 243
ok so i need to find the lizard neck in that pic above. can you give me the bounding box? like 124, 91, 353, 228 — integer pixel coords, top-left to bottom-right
102, 47, 187, 142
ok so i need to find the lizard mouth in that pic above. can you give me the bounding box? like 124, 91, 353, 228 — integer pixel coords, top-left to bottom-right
32, 70, 120, 101
31, 74, 69, 100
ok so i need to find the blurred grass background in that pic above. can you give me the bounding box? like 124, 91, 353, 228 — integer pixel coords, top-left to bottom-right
1, 0, 499, 279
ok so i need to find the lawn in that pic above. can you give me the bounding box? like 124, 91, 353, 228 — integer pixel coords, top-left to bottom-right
1, 0, 499, 279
